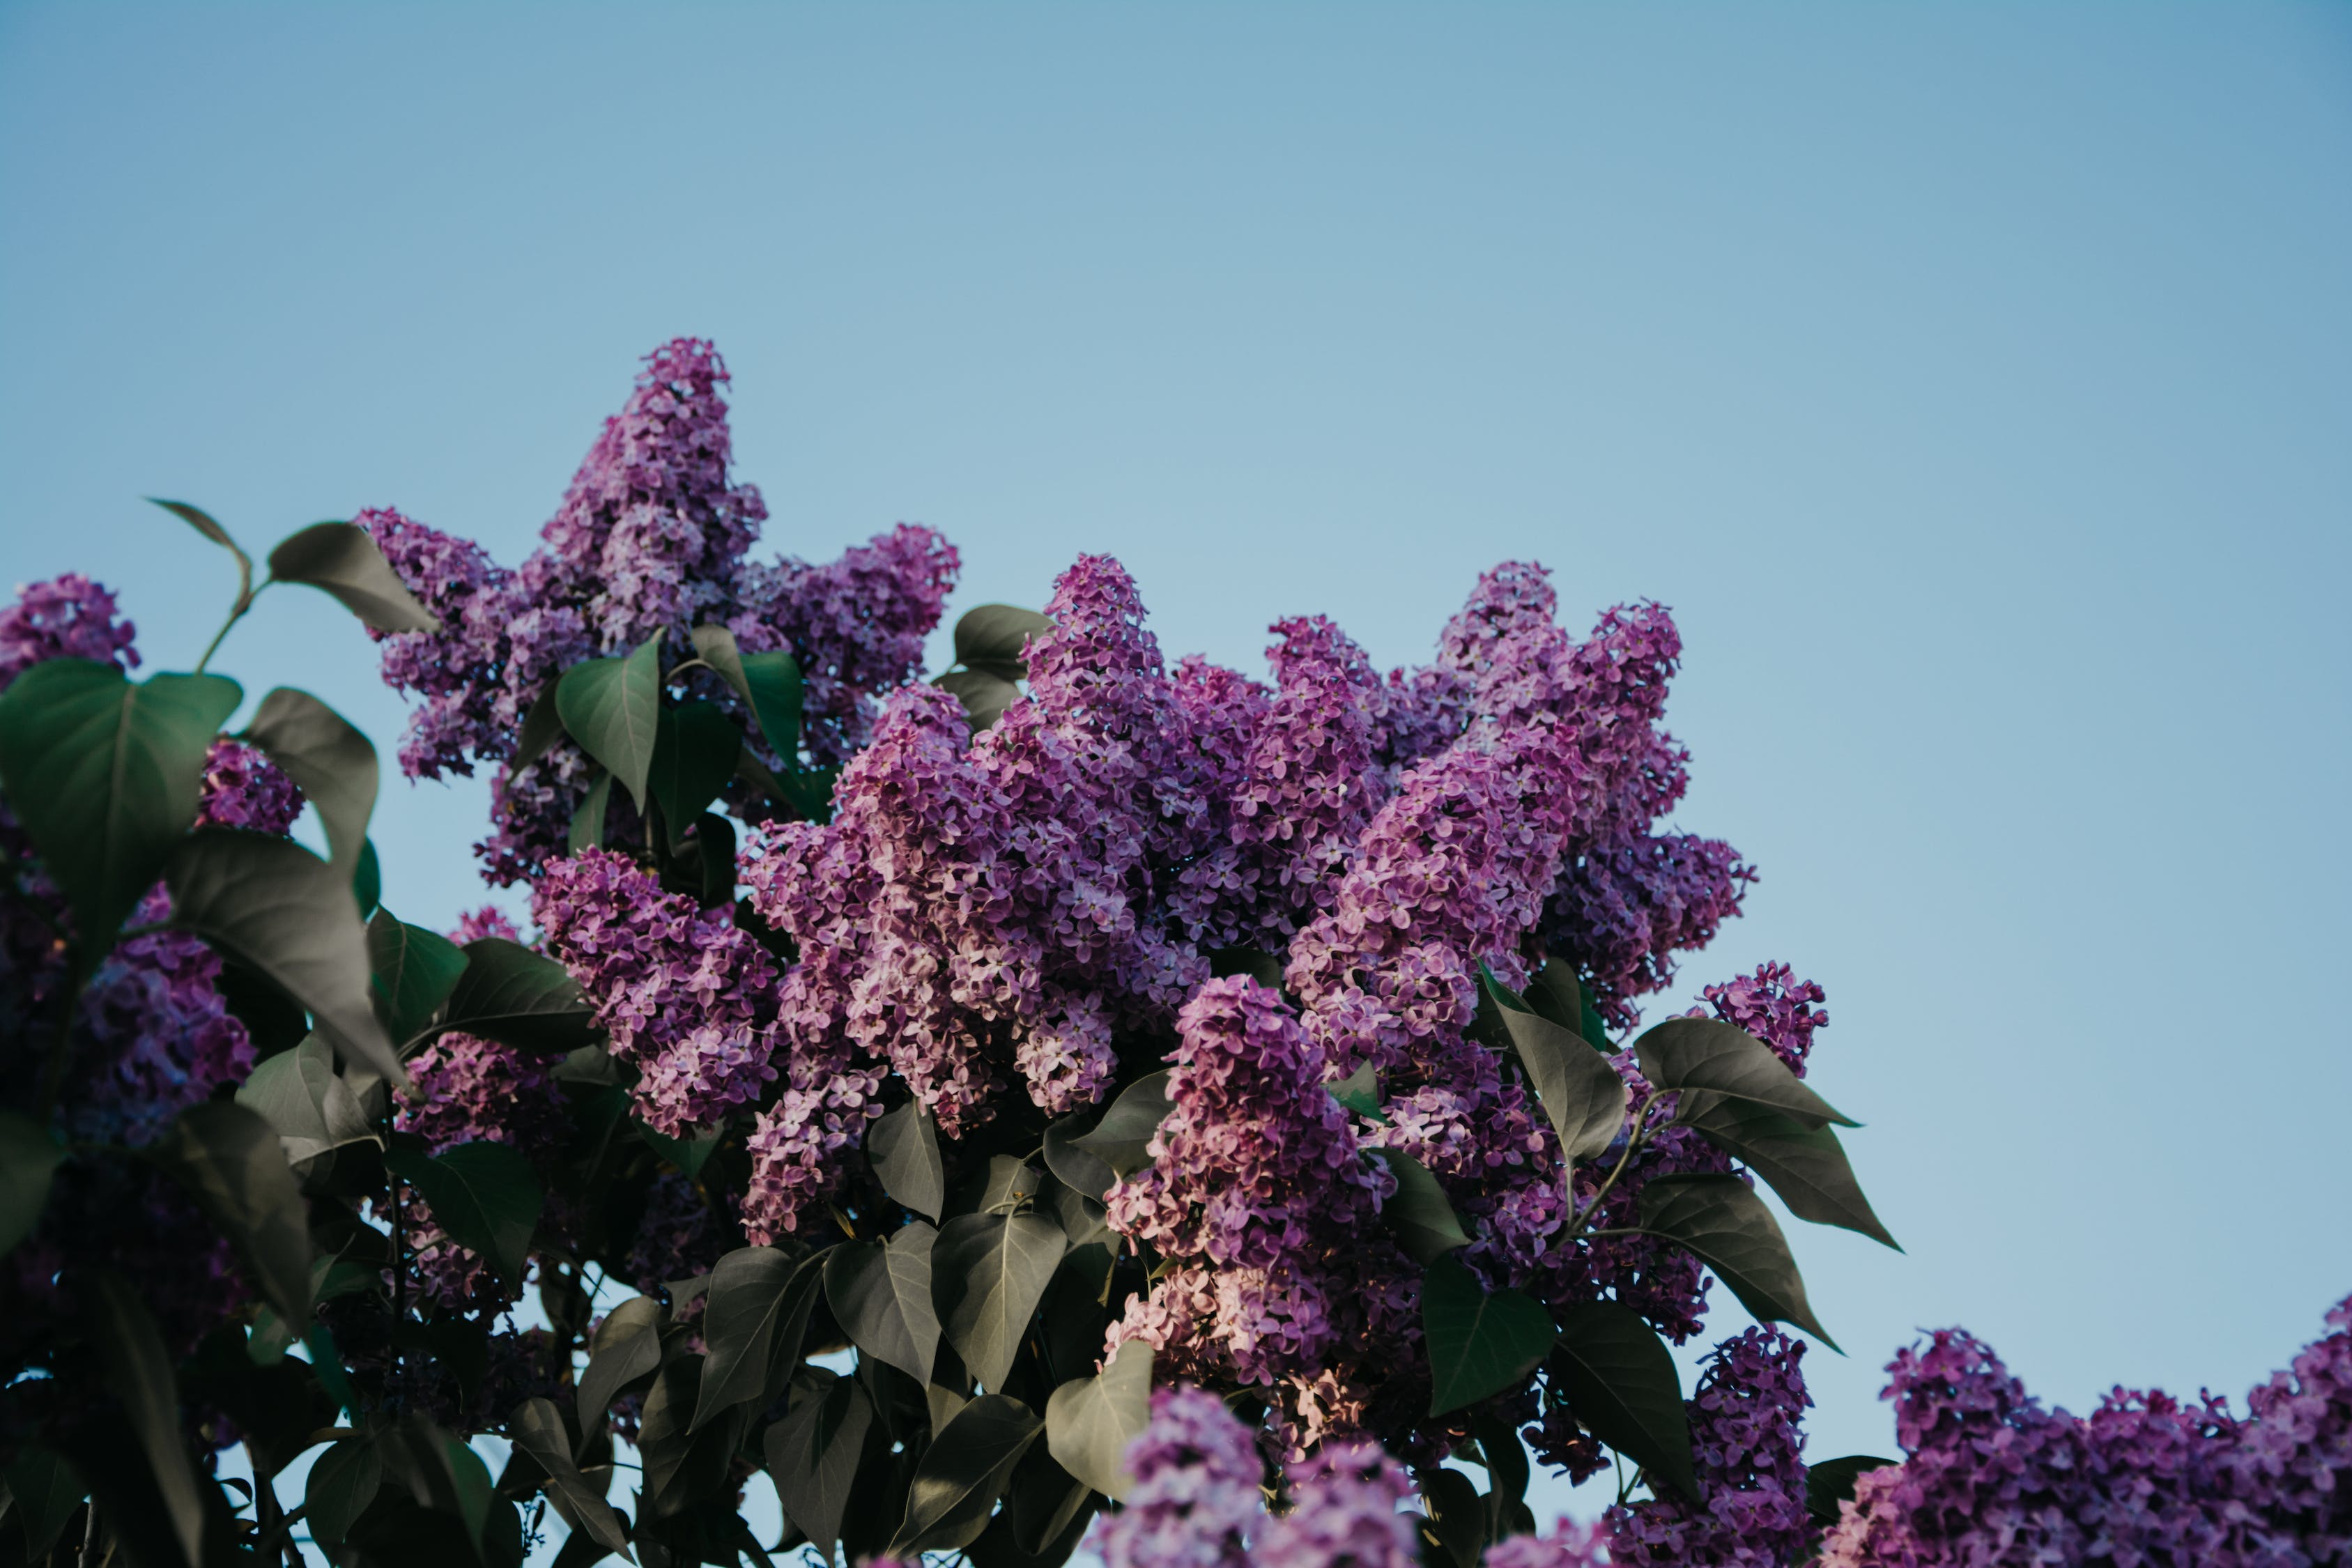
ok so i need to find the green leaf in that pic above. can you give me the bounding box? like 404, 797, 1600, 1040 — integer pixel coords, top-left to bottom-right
266, 521, 440, 633
164, 828, 404, 1085
766, 1370, 875, 1564
952, 605, 1054, 675
1043, 1339, 1152, 1501
436, 936, 597, 1055
150, 498, 254, 599
649, 700, 741, 845
369, 909, 469, 1049
87, 1272, 205, 1567
351, 836, 381, 919
1367, 1148, 1472, 1264
1329, 1061, 1384, 1118
1634, 1017, 1857, 1128
567, 769, 614, 855
935, 1212, 1068, 1391
242, 687, 377, 875
1422, 1253, 1557, 1415
0, 661, 240, 952
936, 668, 1024, 731
1549, 1302, 1699, 1503
576, 1296, 663, 1422
886, 1394, 1046, 1556
640, 1121, 723, 1178
691, 626, 807, 761
1066, 1070, 1172, 1180
507, 683, 564, 783
823, 1221, 941, 1385
556, 636, 663, 813
1494, 1003, 1627, 1165
1040, 1111, 1119, 1206
1420, 1466, 1487, 1568
2, 1445, 86, 1564
1636, 1174, 1837, 1347
148, 1102, 313, 1323
693, 1247, 825, 1430
305, 1437, 381, 1555
509, 1397, 633, 1560
1208, 944, 1285, 988
1806, 1454, 1897, 1526
638, 1357, 746, 1520
375, 1419, 495, 1554
1681, 1096, 1899, 1250
385, 1141, 542, 1289
779, 763, 838, 824
0, 1109, 63, 1258
234, 1033, 377, 1164
869, 1100, 946, 1222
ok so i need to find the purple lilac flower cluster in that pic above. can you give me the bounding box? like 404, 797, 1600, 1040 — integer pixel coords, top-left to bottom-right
1606, 1328, 1814, 1568
0, 572, 140, 689
1098, 1385, 1264, 1568
362, 339, 958, 883
1820, 1296, 2352, 1567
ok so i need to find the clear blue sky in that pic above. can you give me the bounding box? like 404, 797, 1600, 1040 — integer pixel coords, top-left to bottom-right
4, 0, 2348, 1528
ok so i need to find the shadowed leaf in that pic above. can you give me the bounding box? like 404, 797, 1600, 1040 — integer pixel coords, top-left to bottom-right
385, 1141, 541, 1289
693, 1247, 825, 1431
1066, 1071, 1171, 1180
1635, 1018, 1856, 1128
0, 1110, 63, 1258
267, 522, 440, 632
305, 1437, 381, 1555
1422, 1254, 1555, 1415
1636, 1174, 1837, 1348
243, 687, 377, 875
576, 1296, 663, 1425
149, 1102, 313, 1323
509, 1397, 632, 1559
369, 910, 468, 1049
1550, 1302, 1698, 1503
1682, 1097, 1898, 1250
1368, 1148, 1471, 1264
1806, 1454, 1897, 1525
824, 1222, 941, 1385
436, 937, 596, 1055
236, 1033, 377, 1164
1, 1445, 86, 1564
88, 1272, 206, 1567
767, 1371, 875, 1565
886, 1394, 1045, 1556
870, 1100, 946, 1222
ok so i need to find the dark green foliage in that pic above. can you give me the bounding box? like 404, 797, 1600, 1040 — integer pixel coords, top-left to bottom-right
825, 1224, 943, 1385
557, 634, 663, 812
1806, 1454, 1897, 1525
368, 909, 469, 1050
870, 1100, 946, 1221
767, 1370, 875, 1564
242, 686, 377, 874
385, 1141, 542, 1289
0, 1110, 62, 1258
1636, 1174, 1836, 1346
148, 1102, 313, 1323
886, 1394, 1046, 1556
1548, 1302, 1699, 1503
1422, 1254, 1557, 1415
1367, 1147, 1472, 1263
436, 936, 597, 1054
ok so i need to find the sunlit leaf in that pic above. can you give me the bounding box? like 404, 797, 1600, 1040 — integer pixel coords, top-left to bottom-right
266, 521, 440, 633
824, 1222, 941, 1385
935, 1211, 1068, 1391
1044, 1339, 1152, 1501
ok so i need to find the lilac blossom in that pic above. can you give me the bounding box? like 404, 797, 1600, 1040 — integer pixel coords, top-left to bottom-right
0, 574, 139, 690
1606, 1328, 1813, 1568
1481, 1521, 1612, 1567
532, 847, 781, 1135
1257, 1438, 1419, 1568
1098, 1385, 1263, 1568
193, 737, 303, 836
1691, 964, 1828, 1075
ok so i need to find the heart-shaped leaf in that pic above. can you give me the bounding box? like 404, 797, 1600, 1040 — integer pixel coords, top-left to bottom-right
870, 1100, 946, 1222
436, 937, 597, 1055
935, 1212, 1068, 1391
1636, 1174, 1836, 1347
506, 684, 564, 783
235, 1033, 378, 1164
1044, 1339, 1152, 1500
148, 1101, 314, 1323
1549, 1302, 1698, 1503
304, 1436, 381, 1555
1042, 1112, 1119, 1205
369, 910, 469, 1050
1368, 1148, 1472, 1264
650, 700, 741, 844
165, 828, 403, 1085
693, 1247, 825, 1430
1634, 1018, 1856, 1128
0, 661, 240, 953
509, 1397, 633, 1559
87, 1272, 206, 1568
767, 1370, 875, 1563
266, 522, 440, 633
1681, 1096, 1898, 1250
1491, 1001, 1627, 1165
385, 1141, 541, 1289
691, 626, 807, 762
1067, 1071, 1173, 1181
824, 1222, 941, 1385
1422, 1253, 1556, 1415
243, 687, 377, 875
886, 1394, 1046, 1556
0, 1109, 63, 1257
556, 636, 663, 813
952, 605, 1053, 675
576, 1296, 663, 1424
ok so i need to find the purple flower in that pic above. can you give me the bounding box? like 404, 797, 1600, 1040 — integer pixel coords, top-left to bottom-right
1099, 1385, 1263, 1568
1689, 964, 1828, 1075
1480, 1521, 1611, 1568
1606, 1328, 1813, 1568
194, 738, 303, 836
1257, 1438, 1418, 1568
0, 574, 139, 691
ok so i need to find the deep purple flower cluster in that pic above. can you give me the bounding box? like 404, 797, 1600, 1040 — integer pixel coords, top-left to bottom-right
532, 847, 783, 1136
1098, 1385, 1263, 1568
1259, 1438, 1420, 1568
0, 573, 139, 689
362, 339, 957, 882
194, 737, 303, 836
1819, 1296, 2352, 1567
1692, 964, 1829, 1074
1607, 1328, 1814, 1568
1106, 978, 1401, 1399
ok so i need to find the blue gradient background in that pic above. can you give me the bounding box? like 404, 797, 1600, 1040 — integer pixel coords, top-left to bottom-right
3, 0, 2347, 1548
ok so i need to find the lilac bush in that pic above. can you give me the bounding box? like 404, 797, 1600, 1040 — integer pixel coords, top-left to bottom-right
0, 337, 2338, 1568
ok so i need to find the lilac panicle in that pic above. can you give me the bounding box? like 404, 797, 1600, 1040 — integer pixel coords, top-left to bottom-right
1480, 1522, 1612, 1567
1256, 1438, 1419, 1568
1098, 1385, 1263, 1568
0, 574, 139, 690
1606, 1328, 1813, 1568
1692, 963, 1827, 1075
194, 738, 303, 836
